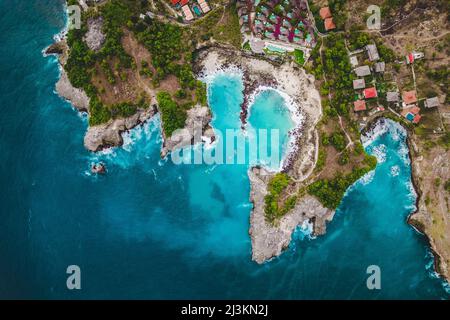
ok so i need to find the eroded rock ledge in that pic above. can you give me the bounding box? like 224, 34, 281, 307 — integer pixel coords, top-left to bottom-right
249, 167, 335, 264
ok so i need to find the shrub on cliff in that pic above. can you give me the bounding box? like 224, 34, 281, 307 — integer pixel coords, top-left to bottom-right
264, 173, 295, 223
156, 92, 187, 137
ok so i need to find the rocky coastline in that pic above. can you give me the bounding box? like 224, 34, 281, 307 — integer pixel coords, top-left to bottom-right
361, 116, 450, 283
48, 35, 213, 155
194, 47, 332, 263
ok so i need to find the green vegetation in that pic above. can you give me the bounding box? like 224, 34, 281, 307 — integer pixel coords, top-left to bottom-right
293, 49, 305, 65
320, 34, 354, 116
426, 67, 449, 104
308, 154, 377, 209
444, 180, 450, 193
156, 92, 187, 137
315, 147, 327, 172
264, 173, 297, 223
132, 18, 189, 84
439, 132, 450, 150
330, 131, 346, 151
191, 3, 242, 49
338, 149, 349, 165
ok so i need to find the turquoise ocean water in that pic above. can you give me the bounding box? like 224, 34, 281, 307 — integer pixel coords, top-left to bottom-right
0, 0, 449, 299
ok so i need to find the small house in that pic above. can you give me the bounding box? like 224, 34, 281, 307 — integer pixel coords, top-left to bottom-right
366, 44, 380, 61
374, 62, 385, 73
402, 90, 417, 105
364, 87, 378, 99
386, 92, 399, 102
424, 97, 440, 108
319, 7, 332, 20
324, 18, 336, 31
354, 65, 371, 77
353, 79, 366, 90
354, 100, 367, 112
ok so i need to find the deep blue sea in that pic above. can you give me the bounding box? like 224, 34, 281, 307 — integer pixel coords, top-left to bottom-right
0, 0, 449, 299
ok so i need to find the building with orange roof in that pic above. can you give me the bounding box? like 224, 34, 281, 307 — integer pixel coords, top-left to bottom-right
320, 7, 332, 19
324, 17, 336, 31
402, 90, 417, 105
354, 100, 367, 112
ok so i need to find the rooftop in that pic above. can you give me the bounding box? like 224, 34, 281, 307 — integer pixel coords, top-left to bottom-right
366, 44, 380, 61
354, 65, 371, 77
354, 100, 367, 112
181, 5, 194, 21
402, 90, 417, 105
353, 78, 366, 90
319, 7, 332, 20
324, 18, 336, 31
374, 62, 385, 73
364, 87, 378, 99
425, 96, 440, 108
386, 91, 399, 102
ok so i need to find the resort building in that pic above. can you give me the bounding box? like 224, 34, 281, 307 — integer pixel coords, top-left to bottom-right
197, 0, 210, 13
366, 44, 380, 61
354, 65, 371, 77
364, 87, 378, 99
354, 100, 367, 112
353, 79, 365, 90
181, 5, 194, 21
424, 97, 440, 108
402, 90, 417, 105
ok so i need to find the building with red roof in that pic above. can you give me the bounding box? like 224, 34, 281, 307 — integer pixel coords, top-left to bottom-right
354, 100, 367, 112
171, 0, 181, 5
413, 114, 421, 124
324, 18, 336, 31
402, 90, 417, 105
180, 0, 189, 5
364, 87, 378, 99
320, 7, 332, 19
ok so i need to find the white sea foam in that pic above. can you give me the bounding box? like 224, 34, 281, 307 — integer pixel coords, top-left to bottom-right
397, 142, 411, 166
199, 64, 244, 85
293, 220, 316, 241
390, 165, 400, 177
371, 144, 387, 163
361, 118, 407, 148
359, 170, 376, 185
